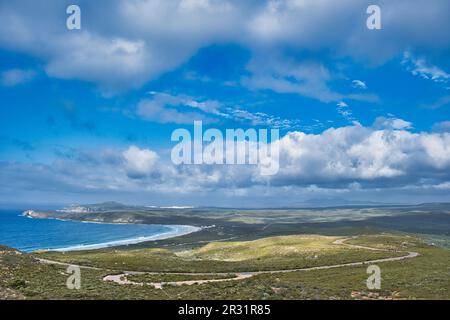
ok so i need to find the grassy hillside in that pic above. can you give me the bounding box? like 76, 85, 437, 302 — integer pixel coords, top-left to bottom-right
38, 235, 400, 273
180, 235, 343, 260
1, 234, 449, 300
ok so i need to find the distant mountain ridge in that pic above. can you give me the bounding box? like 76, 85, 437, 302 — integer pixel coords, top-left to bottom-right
292, 197, 391, 207
59, 201, 140, 213
55, 201, 450, 212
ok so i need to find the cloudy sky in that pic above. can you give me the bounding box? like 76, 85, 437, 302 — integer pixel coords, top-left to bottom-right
1, 0, 450, 207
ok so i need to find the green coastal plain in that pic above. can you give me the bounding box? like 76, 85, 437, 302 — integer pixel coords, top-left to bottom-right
1, 202, 449, 300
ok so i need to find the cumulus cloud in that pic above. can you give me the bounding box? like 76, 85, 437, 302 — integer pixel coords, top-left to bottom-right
44, 34, 155, 94
1, 0, 450, 94
2, 121, 450, 205
268, 124, 450, 189
0, 0, 243, 94
373, 117, 413, 130
123, 145, 159, 179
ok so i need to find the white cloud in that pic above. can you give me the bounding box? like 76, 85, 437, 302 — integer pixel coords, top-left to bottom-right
242, 57, 344, 103
352, 80, 367, 90
269, 124, 450, 188
1, 1, 450, 94
403, 51, 450, 84
226, 108, 301, 130
44, 34, 155, 94
336, 101, 357, 123
0, 68, 36, 87
2, 122, 450, 204
136, 92, 300, 128
137, 93, 220, 124
123, 145, 159, 179
242, 54, 380, 104
0, 1, 239, 94
373, 117, 413, 130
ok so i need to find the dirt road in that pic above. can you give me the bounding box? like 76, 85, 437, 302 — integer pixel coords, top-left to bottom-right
37, 237, 419, 289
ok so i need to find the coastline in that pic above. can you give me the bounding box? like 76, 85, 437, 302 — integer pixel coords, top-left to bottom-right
12, 211, 203, 252
49, 225, 201, 252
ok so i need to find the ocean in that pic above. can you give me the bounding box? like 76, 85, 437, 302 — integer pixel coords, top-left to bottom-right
0, 210, 199, 252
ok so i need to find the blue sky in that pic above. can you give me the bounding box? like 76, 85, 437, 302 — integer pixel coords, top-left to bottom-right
1, 0, 450, 207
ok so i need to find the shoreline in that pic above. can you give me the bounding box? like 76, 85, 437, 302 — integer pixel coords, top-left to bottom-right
17, 211, 202, 252
48, 225, 202, 252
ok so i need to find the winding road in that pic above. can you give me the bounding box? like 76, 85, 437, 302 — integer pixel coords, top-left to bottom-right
37, 238, 420, 289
